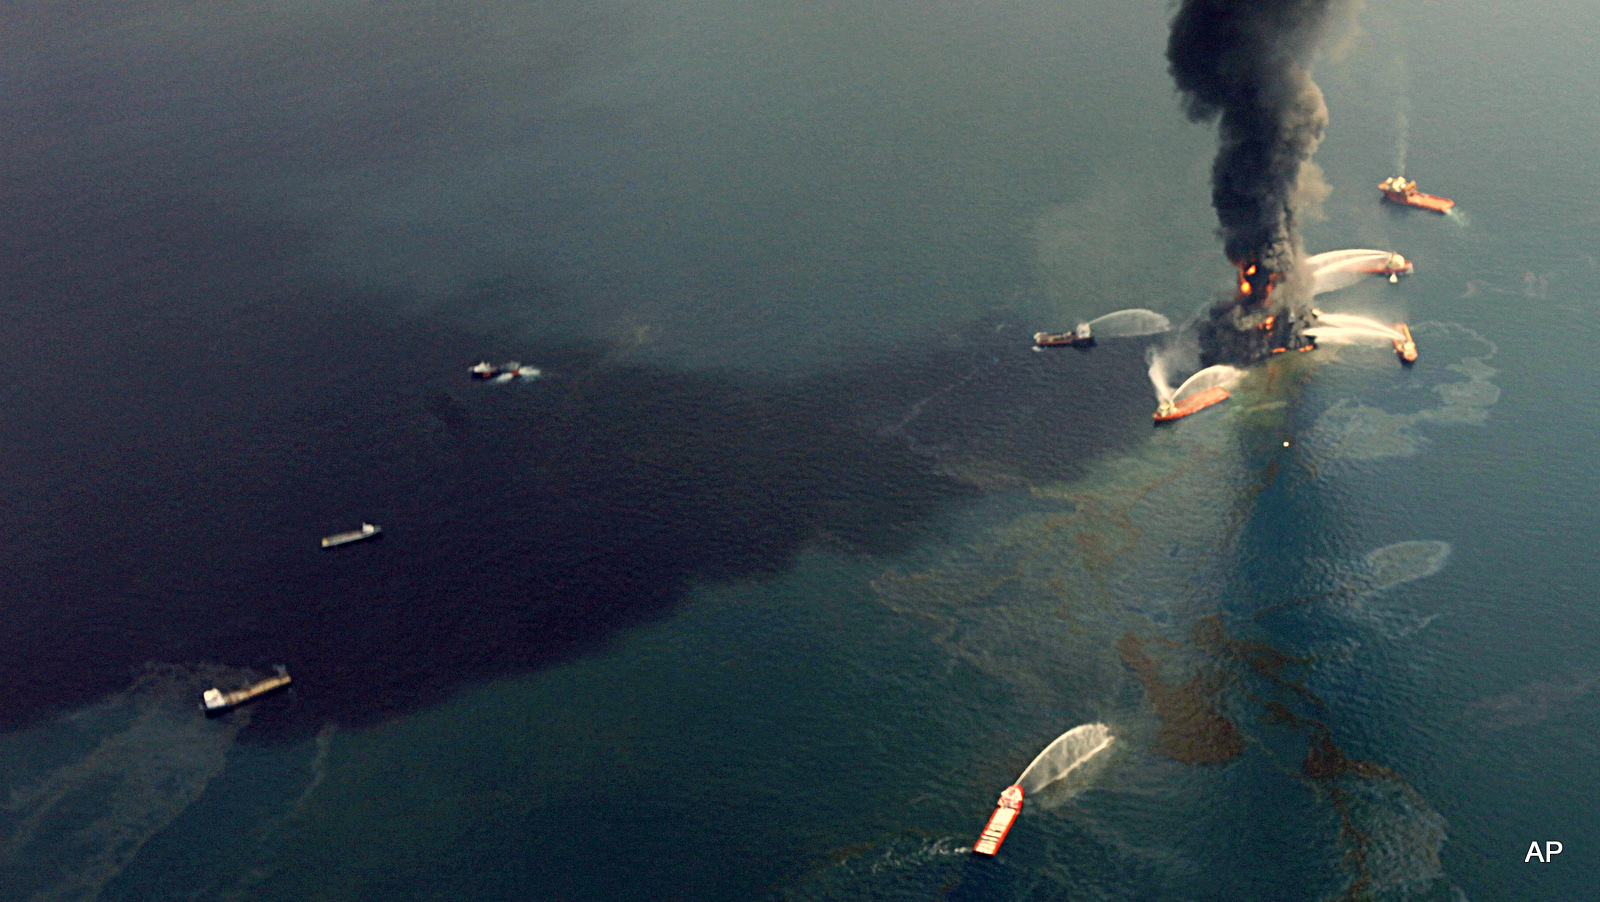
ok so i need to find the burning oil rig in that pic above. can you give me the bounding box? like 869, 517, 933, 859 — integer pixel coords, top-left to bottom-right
1168, 0, 1351, 368
1197, 258, 1316, 367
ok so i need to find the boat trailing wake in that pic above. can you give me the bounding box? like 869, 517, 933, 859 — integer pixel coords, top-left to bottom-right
1393, 58, 1411, 177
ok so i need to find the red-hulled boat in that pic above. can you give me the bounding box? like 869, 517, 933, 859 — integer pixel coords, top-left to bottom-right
1359, 252, 1414, 282
1379, 176, 1454, 213
1393, 323, 1418, 364
973, 785, 1024, 856
1153, 386, 1230, 423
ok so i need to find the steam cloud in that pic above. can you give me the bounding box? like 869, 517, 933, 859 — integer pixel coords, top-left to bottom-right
1167, 0, 1355, 363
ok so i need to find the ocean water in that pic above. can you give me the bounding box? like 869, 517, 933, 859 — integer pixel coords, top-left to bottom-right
3, 0, 1598, 899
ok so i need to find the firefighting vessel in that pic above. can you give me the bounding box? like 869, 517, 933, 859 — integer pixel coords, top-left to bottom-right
1034, 322, 1093, 348
1364, 252, 1414, 282
201, 668, 292, 714
1379, 176, 1454, 213
973, 785, 1024, 856
1393, 323, 1418, 364
1153, 386, 1230, 423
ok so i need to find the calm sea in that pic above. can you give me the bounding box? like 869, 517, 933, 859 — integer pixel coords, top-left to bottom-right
2, 1, 1597, 899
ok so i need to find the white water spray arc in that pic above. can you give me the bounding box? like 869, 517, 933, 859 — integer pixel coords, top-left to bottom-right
1308, 249, 1413, 294
1016, 722, 1115, 794
1303, 312, 1404, 346
1149, 360, 1244, 405
1085, 308, 1172, 338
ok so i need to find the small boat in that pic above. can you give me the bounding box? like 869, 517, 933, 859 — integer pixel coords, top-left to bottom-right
1034, 322, 1093, 348
1354, 252, 1414, 283
1393, 323, 1418, 364
201, 668, 292, 715
973, 785, 1024, 856
1379, 176, 1454, 213
1153, 386, 1230, 423
470, 360, 542, 380
321, 522, 382, 548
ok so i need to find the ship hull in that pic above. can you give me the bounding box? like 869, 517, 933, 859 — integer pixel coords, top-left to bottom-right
973, 785, 1024, 856
1356, 263, 1414, 277
1394, 323, 1418, 365
1034, 332, 1093, 348
321, 524, 382, 548
1381, 189, 1454, 213
202, 672, 292, 715
1153, 386, 1230, 423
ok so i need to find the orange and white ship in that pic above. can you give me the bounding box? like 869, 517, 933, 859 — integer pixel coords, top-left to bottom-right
1393, 322, 1418, 364
973, 785, 1024, 856
1379, 176, 1454, 214
1361, 252, 1414, 283
1153, 386, 1230, 423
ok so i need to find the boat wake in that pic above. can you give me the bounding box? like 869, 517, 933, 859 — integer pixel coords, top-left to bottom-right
776, 834, 971, 900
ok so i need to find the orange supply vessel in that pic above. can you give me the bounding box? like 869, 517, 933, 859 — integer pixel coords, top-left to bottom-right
1153, 386, 1230, 423
1393, 322, 1418, 364
973, 785, 1024, 856
1357, 252, 1414, 281
1379, 176, 1454, 213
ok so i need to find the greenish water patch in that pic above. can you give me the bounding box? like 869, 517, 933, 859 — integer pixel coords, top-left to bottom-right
1306, 324, 1498, 465
0, 665, 258, 902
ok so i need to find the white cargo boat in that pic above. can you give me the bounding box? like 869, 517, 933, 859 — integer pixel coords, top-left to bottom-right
321, 522, 381, 548
201, 668, 292, 714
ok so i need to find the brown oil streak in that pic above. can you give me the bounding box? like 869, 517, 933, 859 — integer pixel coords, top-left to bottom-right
1116, 633, 1244, 764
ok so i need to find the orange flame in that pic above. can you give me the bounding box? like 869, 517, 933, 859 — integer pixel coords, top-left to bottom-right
1236, 261, 1278, 304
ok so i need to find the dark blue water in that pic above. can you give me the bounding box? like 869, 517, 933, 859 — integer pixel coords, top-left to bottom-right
3, 1, 1598, 900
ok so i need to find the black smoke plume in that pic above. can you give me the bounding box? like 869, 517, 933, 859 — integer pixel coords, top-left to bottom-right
1168, 0, 1352, 365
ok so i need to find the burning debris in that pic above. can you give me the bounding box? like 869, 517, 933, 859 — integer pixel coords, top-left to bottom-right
1167, 0, 1355, 366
